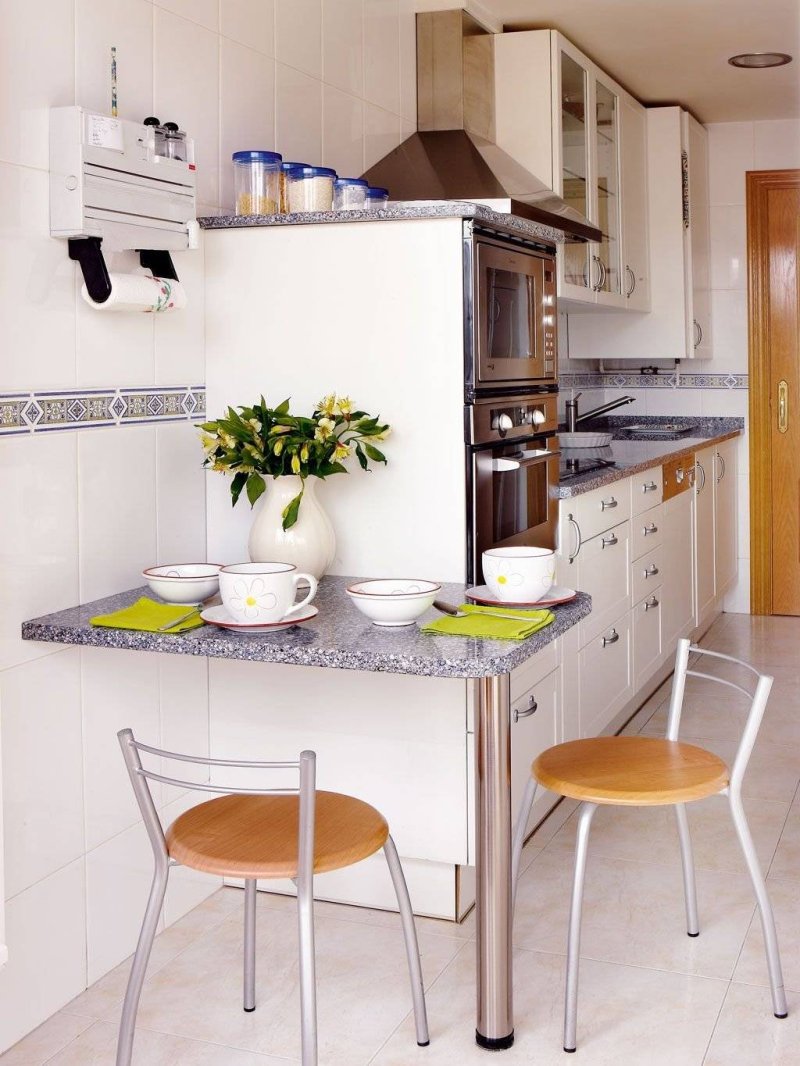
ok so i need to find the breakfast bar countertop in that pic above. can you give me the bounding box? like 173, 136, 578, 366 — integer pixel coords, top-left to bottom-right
21, 576, 591, 679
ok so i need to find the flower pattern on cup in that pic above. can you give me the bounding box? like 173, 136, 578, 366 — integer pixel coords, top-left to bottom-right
230, 578, 278, 619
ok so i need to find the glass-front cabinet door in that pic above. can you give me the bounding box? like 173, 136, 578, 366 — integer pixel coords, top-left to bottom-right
593, 76, 623, 303
555, 38, 592, 301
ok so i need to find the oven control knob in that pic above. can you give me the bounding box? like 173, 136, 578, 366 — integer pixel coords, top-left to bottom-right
531, 409, 546, 426
493, 413, 514, 435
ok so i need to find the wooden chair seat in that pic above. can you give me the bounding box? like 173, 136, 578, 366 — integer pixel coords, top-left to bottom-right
533, 735, 730, 806
166, 790, 389, 879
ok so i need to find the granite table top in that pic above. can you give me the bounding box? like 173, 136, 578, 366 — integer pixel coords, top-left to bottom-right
198, 200, 563, 246
556, 417, 744, 498
21, 577, 591, 680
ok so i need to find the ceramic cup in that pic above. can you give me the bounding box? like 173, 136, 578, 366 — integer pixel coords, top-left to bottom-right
482, 547, 556, 604
219, 562, 318, 624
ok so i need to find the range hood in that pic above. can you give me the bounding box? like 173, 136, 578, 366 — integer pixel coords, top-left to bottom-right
362, 10, 602, 244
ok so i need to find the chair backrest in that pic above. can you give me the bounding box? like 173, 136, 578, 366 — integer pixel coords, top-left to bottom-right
117, 729, 316, 891
665, 638, 774, 795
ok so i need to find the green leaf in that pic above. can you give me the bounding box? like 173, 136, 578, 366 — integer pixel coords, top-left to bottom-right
281, 488, 304, 530
354, 442, 368, 471
230, 471, 248, 507
275, 397, 291, 416
246, 473, 266, 507
318, 461, 347, 477
198, 421, 219, 432
363, 443, 387, 464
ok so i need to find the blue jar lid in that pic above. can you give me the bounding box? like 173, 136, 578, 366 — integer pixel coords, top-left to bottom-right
281, 161, 308, 171
232, 150, 282, 165
334, 177, 369, 189
286, 165, 337, 179
366, 186, 389, 197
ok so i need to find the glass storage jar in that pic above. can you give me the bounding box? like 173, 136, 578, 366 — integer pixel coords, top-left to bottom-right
333, 177, 368, 210
365, 186, 390, 210
279, 161, 307, 213
233, 150, 282, 216
285, 165, 337, 212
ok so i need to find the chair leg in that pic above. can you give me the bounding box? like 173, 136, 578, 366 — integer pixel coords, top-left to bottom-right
116, 863, 169, 1066
243, 879, 257, 1012
512, 776, 538, 913
564, 802, 597, 1054
674, 804, 700, 936
383, 835, 430, 1047
296, 876, 318, 1066
729, 793, 788, 1018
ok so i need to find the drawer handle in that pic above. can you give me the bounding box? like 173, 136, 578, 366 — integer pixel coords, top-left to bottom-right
602, 629, 620, 647
642, 481, 658, 493
567, 514, 582, 564
644, 523, 658, 535
644, 595, 659, 611
601, 497, 618, 510
602, 533, 619, 548
644, 564, 660, 578
513, 695, 538, 723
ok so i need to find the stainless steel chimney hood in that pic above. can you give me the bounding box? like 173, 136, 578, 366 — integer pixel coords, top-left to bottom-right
362, 10, 602, 244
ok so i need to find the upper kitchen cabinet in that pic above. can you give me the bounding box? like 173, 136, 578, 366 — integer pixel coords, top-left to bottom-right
568, 106, 713, 359
619, 95, 650, 311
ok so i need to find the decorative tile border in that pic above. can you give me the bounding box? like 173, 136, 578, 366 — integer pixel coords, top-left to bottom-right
0, 385, 206, 436
560, 371, 748, 390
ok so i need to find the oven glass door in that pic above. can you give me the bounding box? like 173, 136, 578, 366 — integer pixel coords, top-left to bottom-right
472, 443, 559, 581
476, 241, 547, 385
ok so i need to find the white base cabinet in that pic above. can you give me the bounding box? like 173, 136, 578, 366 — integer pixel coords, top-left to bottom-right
714, 439, 738, 596
580, 613, 633, 737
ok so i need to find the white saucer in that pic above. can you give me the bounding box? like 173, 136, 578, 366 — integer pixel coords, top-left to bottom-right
200, 604, 318, 634
465, 585, 577, 608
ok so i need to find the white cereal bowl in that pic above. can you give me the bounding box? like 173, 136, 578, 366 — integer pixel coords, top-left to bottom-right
142, 563, 222, 604
346, 579, 441, 627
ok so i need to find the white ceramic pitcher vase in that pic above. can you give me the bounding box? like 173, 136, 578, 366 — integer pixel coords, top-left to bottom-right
247, 475, 336, 580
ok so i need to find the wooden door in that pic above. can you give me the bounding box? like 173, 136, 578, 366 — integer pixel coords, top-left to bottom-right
749, 171, 800, 615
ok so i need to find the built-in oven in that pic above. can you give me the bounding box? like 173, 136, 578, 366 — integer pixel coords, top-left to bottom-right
466, 393, 560, 585
466, 231, 558, 397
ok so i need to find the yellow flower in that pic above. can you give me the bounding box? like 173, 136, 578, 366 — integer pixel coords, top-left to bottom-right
335, 395, 353, 417
247, 417, 262, 434
333, 442, 351, 462
269, 424, 291, 435
300, 443, 310, 463
199, 432, 218, 455
220, 430, 237, 450
318, 394, 337, 417
273, 438, 284, 456
291, 454, 301, 474
314, 416, 336, 442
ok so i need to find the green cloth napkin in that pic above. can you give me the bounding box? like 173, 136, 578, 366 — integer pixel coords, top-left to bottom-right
421, 604, 555, 641
90, 597, 205, 634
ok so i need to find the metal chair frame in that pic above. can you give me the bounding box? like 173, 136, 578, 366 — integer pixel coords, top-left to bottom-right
116, 729, 429, 1066
511, 637, 789, 1053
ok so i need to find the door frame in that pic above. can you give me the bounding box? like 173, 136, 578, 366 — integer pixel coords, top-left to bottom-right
747, 169, 800, 615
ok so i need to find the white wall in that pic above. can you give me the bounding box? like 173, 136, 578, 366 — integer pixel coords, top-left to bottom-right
0, 0, 415, 1053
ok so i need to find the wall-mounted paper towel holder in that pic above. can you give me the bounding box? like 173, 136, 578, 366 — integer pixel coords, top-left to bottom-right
68, 239, 180, 304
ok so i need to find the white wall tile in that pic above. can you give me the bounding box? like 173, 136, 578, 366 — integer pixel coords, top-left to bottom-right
399, 0, 418, 123
699, 387, 748, 419
709, 204, 746, 291
154, 8, 220, 206
81, 648, 161, 851
275, 0, 322, 79
0, 432, 79, 672
709, 288, 748, 371
154, 242, 206, 386
1, 651, 84, 899
77, 425, 157, 602
364, 0, 401, 116
0, 163, 77, 392
322, 0, 363, 97
645, 387, 702, 417
0, 0, 74, 171
153, 0, 219, 32
75, 0, 154, 122
707, 122, 754, 206
219, 38, 276, 212
724, 564, 750, 614
600, 387, 647, 417
158, 655, 210, 801
364, 103, 402, 170
221, 0, 275, 57
275, 62, 323, 163
753, 119, 800, 171
0, 861, 86, 1054
155, 422, 207, 566
322, 85, 364, 177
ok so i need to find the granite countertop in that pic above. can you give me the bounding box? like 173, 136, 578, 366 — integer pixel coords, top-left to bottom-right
556, 416, 744, 498
21, 576, 591, 680
198, 200, 563, 246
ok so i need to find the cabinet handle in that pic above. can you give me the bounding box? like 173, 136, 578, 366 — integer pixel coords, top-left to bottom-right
591, 255, 600, 291
693, 319, 703, 349
644, 522, 658, 535
598, 258, 607, 291
695, 460, 706, 493
778, 380, 789, 434
602, 533, 619, 548
642, 481, 658, 493
644, 563, 660, 578
513, 695, 538, 723
601, 497, 618, 511
716, 453, 726, 483
644, 595, 660, 611
567, 514, 582, 564
625, 265, 636, 298
602, 629, 620, 647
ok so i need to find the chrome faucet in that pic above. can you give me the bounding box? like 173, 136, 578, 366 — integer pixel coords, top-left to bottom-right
564, 392, 636, 433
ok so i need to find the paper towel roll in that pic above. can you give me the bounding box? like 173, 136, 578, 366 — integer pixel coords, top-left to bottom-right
81, 273, 187, 313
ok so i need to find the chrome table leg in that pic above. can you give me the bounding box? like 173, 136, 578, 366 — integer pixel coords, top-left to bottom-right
473, 673, 514, 1050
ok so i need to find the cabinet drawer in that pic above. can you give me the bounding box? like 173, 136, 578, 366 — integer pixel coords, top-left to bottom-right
577, 521, 632, 645
511, 669, 560, 843
633, 589, 662, 690
631, 543, 665, 605
561, 479, 632, 548
632, 503, 664, 560
580, 614, 633, 737
631, 466, 663, 515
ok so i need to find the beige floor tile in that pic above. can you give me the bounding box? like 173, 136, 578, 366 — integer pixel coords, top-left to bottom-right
701, 616, 800, 669
370, 945, 727, 1065
733, 877, 800, 993
514, 847, 756, 980
0, 1013, 93, 1066
769, 799, 800, 883
703, 982, 800, 1066
43, 1020, 294, 1065
128, 906, 463, 1064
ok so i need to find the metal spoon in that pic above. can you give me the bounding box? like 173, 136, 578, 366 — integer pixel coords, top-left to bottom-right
157, 594, 221, 632
433, 599, 550, 624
